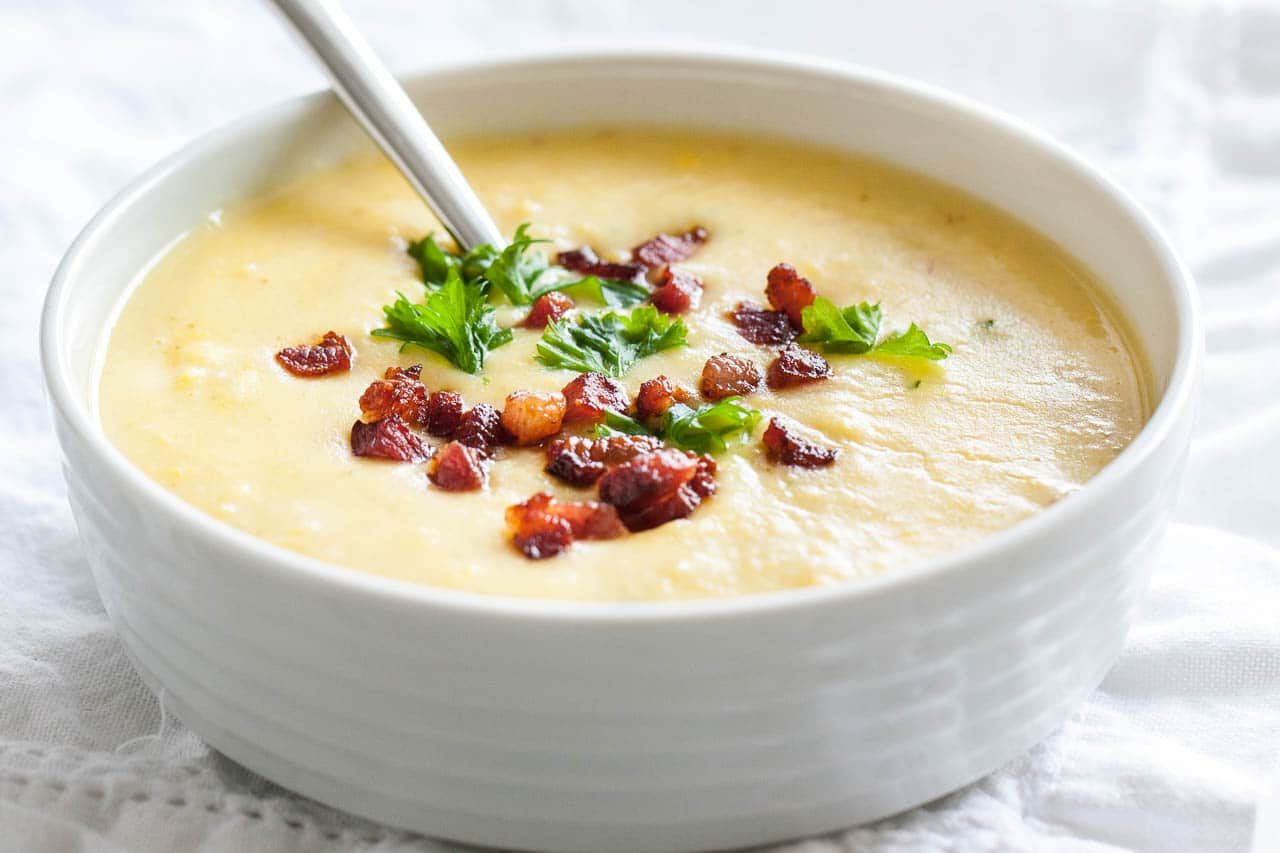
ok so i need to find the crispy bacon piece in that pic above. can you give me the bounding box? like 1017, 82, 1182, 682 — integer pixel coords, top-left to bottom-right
729, 301, 798, 345
765, 263, 817, 328
453, 404, 505, 455
522, 291, 575, 329
359, 364, 428, 425
650, 266, 702, 314
597, 448, 717, 532
547, 497, 628, 540
425, 390, 464, 437
544, 435, 665, 486
634, 375, 694, 422
561, 372, 629, 424
275, 331, 352, 377
767, 344, 832, 390
700, 353, 762, 400
428, 440, 489, 491
350, 415, 431, 463
763, 417, 839, 468
507, 506, 571, 559
505, 492, 626, 559
500, 390, 567, 446
631, 226, 708, 269
556, 246, 643, 282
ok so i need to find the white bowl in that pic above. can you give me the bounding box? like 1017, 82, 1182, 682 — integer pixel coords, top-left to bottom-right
40, 48, 1200, 851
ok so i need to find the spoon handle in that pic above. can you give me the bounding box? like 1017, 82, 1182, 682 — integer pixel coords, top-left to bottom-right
270, 0, 505, 250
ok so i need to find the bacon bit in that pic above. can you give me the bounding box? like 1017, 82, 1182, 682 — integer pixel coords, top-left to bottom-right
631, 226, 708, 270
556, 246, 643, 282
507, 506, 571, 558
350, 415, 431, 463
561, 372, 629, 424
522, 291, 575, 329
359, 364, 428, 425
763, 417, 839, 468
425, 390, 464, 437
506, 492, 626, 559
428, 440, 489, 491
544, 434, 665, 486
765, 263, 817, 328
650, 266, 703, 314
548, 497, 628, 540
275, 331, 353, 377
700, 353, 762, 400
635, 375, 694, 422
500, 390, 567, 446
598, 448, 718, 532
729, 301, 798, 345
767, 344, 832, 390
453, 404, 505, 455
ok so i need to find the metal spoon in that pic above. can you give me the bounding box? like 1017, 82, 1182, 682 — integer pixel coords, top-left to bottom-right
269, 0, 504, 250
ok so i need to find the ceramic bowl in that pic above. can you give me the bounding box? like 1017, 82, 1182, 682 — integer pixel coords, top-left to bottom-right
40, 48, 1200, 851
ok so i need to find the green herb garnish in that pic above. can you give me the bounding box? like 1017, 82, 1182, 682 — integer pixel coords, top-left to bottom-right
406, 224, 648, 309
372, 267, 513, 374
799, 297, 951, 360
484, 223, 551, 305
661, 398, 762, 454
594, 398, 762, 454
535, 305, 687, 377
406, 233, 459, 288
393, 224, 663, 376
594, 409, 655, 437
874, 323, 953, 360
406, 233, 502, 291
798, 298, 881, 353
553, 275, 651, 307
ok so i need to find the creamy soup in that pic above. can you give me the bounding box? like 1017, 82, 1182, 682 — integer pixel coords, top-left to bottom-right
98, 129, 1147, 601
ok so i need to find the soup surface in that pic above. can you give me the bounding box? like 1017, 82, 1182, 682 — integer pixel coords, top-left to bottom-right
98, 129, 1147, 601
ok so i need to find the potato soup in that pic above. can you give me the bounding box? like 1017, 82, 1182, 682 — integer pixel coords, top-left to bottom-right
98, 129, 1148, 601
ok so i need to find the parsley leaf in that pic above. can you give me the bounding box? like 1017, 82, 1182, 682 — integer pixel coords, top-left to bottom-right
594, 398, 762, 454
535, 305, 687, 377
372, 267, 513, 374
594, 410, 654, 437
485, 223, 551, 305
406, 234, 460, 288
874, 323, 953, 360
460, 243, 500, 285
406, 233, 500, 292
799, 296, 950, 360
404, 223, 649, 308
551, 275, 651, 307
798, 297, 882, 353
661, 398, 762, 454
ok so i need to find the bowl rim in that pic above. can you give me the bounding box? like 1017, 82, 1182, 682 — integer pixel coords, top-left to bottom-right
40, 44, 1202, 624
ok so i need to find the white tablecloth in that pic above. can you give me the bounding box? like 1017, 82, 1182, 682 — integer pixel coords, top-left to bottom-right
3, 1, 1278, 850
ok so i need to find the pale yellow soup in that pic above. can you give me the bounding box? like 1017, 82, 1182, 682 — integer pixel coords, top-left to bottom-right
98, 128, 1148, 602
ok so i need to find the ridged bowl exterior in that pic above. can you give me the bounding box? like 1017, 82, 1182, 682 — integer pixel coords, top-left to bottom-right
42, 51, 1200, 852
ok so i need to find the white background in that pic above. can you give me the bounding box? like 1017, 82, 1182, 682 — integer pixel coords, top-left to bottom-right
2, 0, 1278, 850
